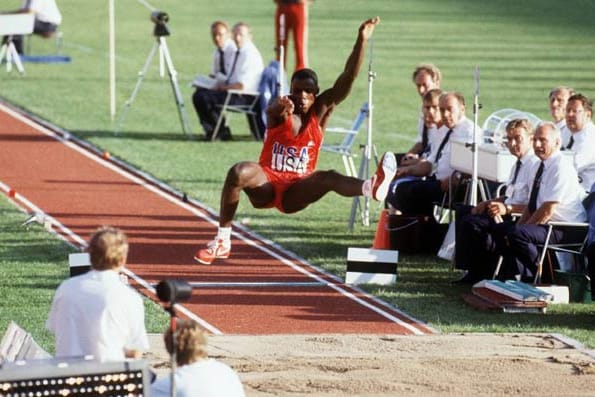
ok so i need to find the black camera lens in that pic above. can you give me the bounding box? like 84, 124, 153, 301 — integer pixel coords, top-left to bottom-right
156, 279, 192, 303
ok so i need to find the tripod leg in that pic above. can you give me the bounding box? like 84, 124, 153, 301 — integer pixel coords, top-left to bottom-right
159, 38, 194, 138
348, 144, 370, 231
114, 42, 158, 135
9, 43, 25, 74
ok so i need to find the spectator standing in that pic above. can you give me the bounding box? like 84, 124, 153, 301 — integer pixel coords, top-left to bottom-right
274, 0, 311, 72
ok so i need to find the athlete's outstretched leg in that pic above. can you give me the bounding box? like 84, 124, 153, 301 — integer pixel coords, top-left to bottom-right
195, 161, 272, 265
282, 152, 397, 213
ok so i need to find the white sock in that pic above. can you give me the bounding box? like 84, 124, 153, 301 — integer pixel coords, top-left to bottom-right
217, 227, 231, 241
362, 179, 372, 197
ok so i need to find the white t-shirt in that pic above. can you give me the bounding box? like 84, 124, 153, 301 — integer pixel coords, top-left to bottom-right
504, 151, 539, 206
151, 359, 245, 397
227, 40, 264, 92
529, 151, 587, 222
24, 0, 62, 25
46, 269, 149, 361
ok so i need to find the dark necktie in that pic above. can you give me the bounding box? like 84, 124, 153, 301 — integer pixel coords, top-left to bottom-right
226, 50, 240, 84
511, 159, 522, 185
218, 49, 226, 74
528, 162, 544, 213
420, 124, 430, 156
566, 135, 575, 150
435, 129, 453, 163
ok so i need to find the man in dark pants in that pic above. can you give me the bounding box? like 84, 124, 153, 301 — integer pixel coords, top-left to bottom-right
192, 22, 264, 141
500, 122, 587, 282
454, 118, 539, 283
386, 91, 479, 216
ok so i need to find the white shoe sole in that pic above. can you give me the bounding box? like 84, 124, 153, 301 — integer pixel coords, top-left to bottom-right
372, 152, 397, 201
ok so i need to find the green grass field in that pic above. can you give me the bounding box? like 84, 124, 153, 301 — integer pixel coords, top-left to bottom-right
1, 0, 594, 350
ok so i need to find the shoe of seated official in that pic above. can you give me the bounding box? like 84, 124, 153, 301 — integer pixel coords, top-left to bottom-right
371, 152, 397, 201
194, 238, 231, 265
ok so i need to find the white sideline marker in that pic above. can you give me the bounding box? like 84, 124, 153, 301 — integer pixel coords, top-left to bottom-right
346, 248, 398, 286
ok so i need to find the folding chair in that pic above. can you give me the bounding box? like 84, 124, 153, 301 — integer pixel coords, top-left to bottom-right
532, 191, 594, 284
212, 60, 285, 141
212, 88, 262, 141
322, 102, 368, 177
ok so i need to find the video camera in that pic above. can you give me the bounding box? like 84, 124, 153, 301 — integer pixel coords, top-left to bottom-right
156, 279, 192, 304
150, 11, 170, 37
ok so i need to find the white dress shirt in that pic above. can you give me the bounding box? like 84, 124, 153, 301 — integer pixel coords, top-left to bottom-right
504, 151, 539, 206
565, 121, 595, 192
151, 359, 245, 397
46, 269, 149, 361
227, 40, 264, 92
24, 0, 62, 25
529, 151, 587, 222
210, 39, 237, 80
428, 117, 478, 181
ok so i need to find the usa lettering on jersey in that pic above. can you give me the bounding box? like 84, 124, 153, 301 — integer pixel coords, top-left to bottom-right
271, 142, 310, 174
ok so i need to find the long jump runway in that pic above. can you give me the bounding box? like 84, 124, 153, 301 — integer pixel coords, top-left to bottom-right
0, 101, 434, 336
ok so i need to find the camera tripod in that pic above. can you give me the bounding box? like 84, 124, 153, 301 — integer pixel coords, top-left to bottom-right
115, 35, 194, 138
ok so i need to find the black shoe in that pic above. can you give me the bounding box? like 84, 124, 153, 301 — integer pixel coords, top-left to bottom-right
451, 272, 482, 285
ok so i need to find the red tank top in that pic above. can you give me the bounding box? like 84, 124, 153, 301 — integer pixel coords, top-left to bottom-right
259, 112, 323, 178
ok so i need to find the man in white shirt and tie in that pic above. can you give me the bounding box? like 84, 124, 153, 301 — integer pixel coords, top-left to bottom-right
500, 122, 587, 282
454, 118, 539, 283
549, 86, 574, 131
386, 91, 480, 216
192, 22, 264, 141
562, 93, 595, 192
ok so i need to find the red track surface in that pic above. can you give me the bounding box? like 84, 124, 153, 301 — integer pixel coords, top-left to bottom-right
0, 101, 434, 335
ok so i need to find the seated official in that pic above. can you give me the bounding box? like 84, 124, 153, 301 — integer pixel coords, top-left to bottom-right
498, 122, 587, 282
1, 0, 62, 54
386, 91, 480, 216
561, 93, 595, 192
548, 86, 574, 131
454, 118, 539, 283
387, 88, 445, 198
192, 22, 264, 141
150, 319, 245, 397
46, 226, 149, 361
402, 64, 443, 163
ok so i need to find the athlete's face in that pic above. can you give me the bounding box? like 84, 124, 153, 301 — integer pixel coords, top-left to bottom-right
290, 78, 318, 115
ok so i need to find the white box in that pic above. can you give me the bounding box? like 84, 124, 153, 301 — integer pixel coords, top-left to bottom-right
536, 285, 569, 304
69, 253, 91, 277
0, 14, 35, 36
450, 138, 516, 183
345, 248, 398, 286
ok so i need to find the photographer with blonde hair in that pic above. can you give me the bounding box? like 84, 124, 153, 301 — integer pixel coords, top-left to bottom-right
151, 319, 245, 397
46, 226, 149, 361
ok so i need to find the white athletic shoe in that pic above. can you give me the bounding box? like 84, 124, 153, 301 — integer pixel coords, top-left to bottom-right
371, 152, 397, 201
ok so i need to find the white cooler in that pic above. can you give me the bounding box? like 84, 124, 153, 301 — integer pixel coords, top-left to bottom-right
450, 138, 515, 183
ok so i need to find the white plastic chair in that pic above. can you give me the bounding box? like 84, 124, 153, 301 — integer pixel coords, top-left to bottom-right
322, 102, 368, 177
